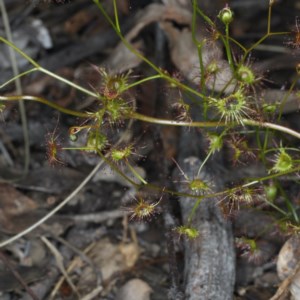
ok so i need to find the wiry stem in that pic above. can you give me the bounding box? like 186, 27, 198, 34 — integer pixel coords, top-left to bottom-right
131, 112, 300, 140
0, 95, 90, 118
0, 1, 30, 175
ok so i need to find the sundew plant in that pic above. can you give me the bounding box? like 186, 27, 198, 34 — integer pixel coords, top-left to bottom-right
0, 0, 300, 246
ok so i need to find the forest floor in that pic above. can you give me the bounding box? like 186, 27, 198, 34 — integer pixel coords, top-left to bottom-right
0, 0, 300, 299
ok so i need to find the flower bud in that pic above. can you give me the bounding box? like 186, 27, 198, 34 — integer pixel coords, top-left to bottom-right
111, 145, 132, 161
189, 179, 209, 192
206, 60, 219, 75
86, 131, 107, 152
176, 226, 199, 239
207, 133, 223, 154
218, 6, 234, 25
236, 65, 255, 85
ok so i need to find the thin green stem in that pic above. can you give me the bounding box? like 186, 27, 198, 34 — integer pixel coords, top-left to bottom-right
188, 197, 203, 223
244, 119, 300, 140
224, 24, 234, 71
228, 36, 247, 53
93, 1, 161, 74
242, 32, 288, 62
112, 0, 121, 33
0, 95, 90, 118
264, 198, 288, 216
0, 67, 38, 89
197, 150, 212, 177
195, 6, 215, 27
216, 71, 236, 97
130, 112, 219, 127
40, 67, 98, 98
97, 151, 139, 188
198, 44, 206, 93
93, 0, 206, 100
192, 0, 198, 41
125, 160, 148, 185
188, 164, 300, 222
245, 165, 300, 187
130, 112, 300, 140
192, 1, 205, 89
278, 74, 300, 120
0, 36, 39, 68
267, 2, 272, 34
277, 181, 299, 223
191, 1, 207, 114
3, 91, 300, 141
0, 36, 99, 99
259, 127, 270, 165
240, 0, 287, 64
264, 147, 300, 154
124, 74, 163, 90
0, 0, 30, 176
62, 147, 96, 151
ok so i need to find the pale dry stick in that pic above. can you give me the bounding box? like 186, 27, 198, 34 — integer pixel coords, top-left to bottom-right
0, 160, 104, 248
131, 112, 300, 140
0, 251, 39, 300
50, 242, 97, 300
0, 0, 30, 174
41, 236, 81, 298
45, 233, 102, 299
71, 210, 129, 223
0, 140, 14, 166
